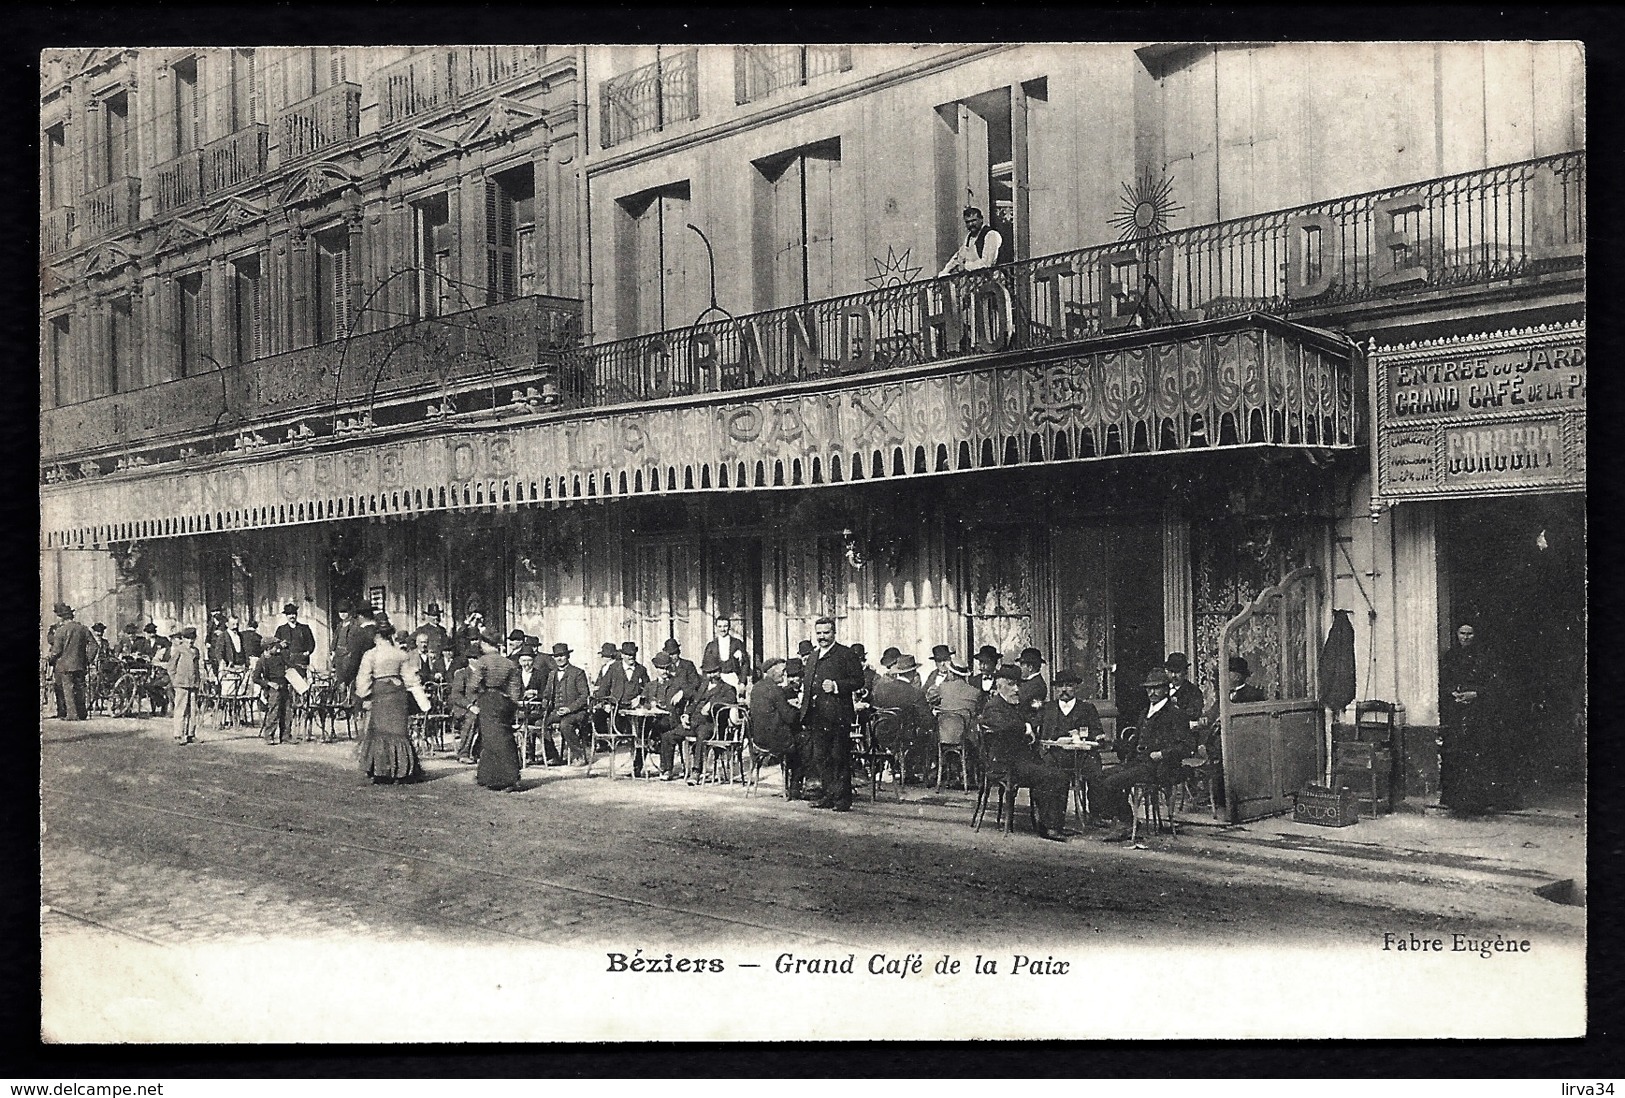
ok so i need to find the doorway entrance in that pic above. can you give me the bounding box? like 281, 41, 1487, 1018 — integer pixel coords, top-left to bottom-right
1051, 519, 1164, 726
1439, 493, 1586, 790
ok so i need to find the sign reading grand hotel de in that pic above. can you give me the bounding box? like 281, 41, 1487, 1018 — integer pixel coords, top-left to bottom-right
1373, 321, 1586, 501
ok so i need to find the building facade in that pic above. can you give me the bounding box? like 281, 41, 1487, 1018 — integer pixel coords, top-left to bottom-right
41, 43, 1584, 816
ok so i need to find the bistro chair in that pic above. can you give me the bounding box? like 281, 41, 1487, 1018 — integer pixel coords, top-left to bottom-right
744, 734, 790, 799
935, 710, 973, 792
699, 705, 749, 787
1177, 726, 1223, 820
412, 681, 452, 755
971, 766, 1020, 835
1129, 779, 1179, 842
854, 707, 906, 803
587, 699, 637, 778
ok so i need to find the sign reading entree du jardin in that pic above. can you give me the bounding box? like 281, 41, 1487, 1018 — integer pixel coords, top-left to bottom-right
1373, 322, 1586, 501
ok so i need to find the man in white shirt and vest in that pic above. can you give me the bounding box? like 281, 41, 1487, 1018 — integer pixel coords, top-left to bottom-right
939, 206, 1005, 276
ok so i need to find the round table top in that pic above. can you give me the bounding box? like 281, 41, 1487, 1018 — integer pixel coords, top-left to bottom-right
1042, 738, 1099, 751
620, 706, 668, 717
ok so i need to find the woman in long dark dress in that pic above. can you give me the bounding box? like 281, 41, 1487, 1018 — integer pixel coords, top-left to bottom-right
470, 629, 523, 791
356, 622, 428, 784
1439, 620, 1507, 814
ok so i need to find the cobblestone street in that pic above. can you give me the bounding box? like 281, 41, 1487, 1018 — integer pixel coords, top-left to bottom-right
41, 712, 1585, 1041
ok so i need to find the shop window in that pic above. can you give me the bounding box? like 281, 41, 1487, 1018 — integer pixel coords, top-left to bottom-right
615, 179, 695, 335
486, 165, 535, 304
753, 137, 841, 309
412, 191, 453, 319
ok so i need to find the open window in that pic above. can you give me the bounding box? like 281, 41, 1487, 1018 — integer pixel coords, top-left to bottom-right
753, 137, 842, 309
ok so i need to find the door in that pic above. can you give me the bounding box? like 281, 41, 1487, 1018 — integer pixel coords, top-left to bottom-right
707, 537, 764, 667
626, 540, 702, 657
1219, 566, 1324, 822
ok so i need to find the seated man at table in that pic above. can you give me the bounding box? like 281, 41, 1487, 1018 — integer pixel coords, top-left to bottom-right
543, 643, 592, 765
1094, 668, 1198, 841
980, 666, 1070, 842
1039, 669, 1108, 822
672, 654, 738, 783
515, 647, 559, 764
645, 652, 693, 779
869, 654, 934, 777
749, 657, 806, 799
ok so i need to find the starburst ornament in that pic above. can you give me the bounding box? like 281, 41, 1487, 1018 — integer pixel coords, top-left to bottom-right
1108, 172, 1184, 242
865, 245, 923, 290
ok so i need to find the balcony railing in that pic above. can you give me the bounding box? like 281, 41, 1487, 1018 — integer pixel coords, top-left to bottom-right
599, 49, 698, 149
41, 294, 583, 461
42, 206, 74, 257
374, 47, 547, 128
152, 148, 204, 213
734, 45, 852, 105
79, 176, 140, 241
279, 81, 361, 160
579, 151, 1586, 407
204, 124, 269, 194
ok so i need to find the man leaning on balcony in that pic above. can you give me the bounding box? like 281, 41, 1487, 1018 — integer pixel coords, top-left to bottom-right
938, 206, 1005, 277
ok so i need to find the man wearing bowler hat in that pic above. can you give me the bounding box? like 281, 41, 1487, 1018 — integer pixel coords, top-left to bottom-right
1095, 668, 1198, 840
1164, 652, 1205, 729
414, 603, 450, 656
169, 626, 203, 744
594, 641, 650, 768
661, 637, 702, 701
980, 665, 1070, 841
1017, 647, 1049, 711
543, 642, 592, 765
922, 644, 957, 708
275, 603, 316, 671
646, 652, 692, 778
674, 652, 738, 781
973, 645, 1002, 709
48, 603, 92, 721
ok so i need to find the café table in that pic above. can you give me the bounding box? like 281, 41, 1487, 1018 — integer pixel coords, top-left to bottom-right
615, 705, 668, 780
1042, 737, 1104, 831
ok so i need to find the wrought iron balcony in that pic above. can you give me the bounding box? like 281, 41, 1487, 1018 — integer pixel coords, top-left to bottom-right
152, 148, 204, 213
41, 294, 583, 461
78, 176, 140, 241
42, 206, 74, 257
204, 123, 269, 194
279, 82, 361, 160
452, 45, 545, 97
599, 49, 698, 149
734, 45, 852, 105
374, 47, 547, 128
580, 151, 1585, 407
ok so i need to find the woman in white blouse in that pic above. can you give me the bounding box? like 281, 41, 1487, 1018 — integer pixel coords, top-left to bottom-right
355, 620, 431, 784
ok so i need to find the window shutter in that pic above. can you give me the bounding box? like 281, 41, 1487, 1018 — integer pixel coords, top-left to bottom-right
485, 180, 500, 303
485, 180, 516, 303
252, 264, 264, 358
332, 240, 351, 337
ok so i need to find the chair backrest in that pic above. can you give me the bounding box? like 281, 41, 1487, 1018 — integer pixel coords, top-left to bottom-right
715, 705, 747, 742
937, 710, 970, 745
870, 707, 904, 744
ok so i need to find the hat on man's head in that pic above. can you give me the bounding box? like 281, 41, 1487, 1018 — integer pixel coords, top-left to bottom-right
123, 623, 139, 634
1164, 652, 1189, 672
651, 652, 673, 670
507, 629, 526, 641
620, 641, 639, 656
662, 638, 682, 654
892, 654, 919, 673
994, 664, 1023, 684
478, 626, 504, 648
850, 643, 867, 659
181, 626, 198, 639
700, 652, 723, 674
598, 642, 618, 658
1019, 647, 1045, 666
930, 644, 954, 662
797, 640, 815, 657
1228, 655, 1252, 677
144, 623, 158, 634
949, 659, 970, 675
1053, 669, 1082, 687
92, 622, 106, 633
52, 602, 73, 617
881, 646, 901, 668
356, 604, 377, 620
425, 602, 442, 616
336, 598, 355, 614
517, 646, 537, 659
1142, 668, 1172, 688
283, 603, 299, 615
784, 658, 805, 677
551, 642, 572, 657
975, 645, 1001, 663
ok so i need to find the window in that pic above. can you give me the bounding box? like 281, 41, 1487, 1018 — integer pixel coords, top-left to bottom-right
754, 138, 841, 308
286, 47, 347, 102
47, 314, 72, 407
934, 85, 1031, 268
44, 123, 70, 208
173, 57, 201, 155
177, 272, 208, 377
109, 296, 134, 394
99, 92, 130, 185
228, 49, 258, 131
734, 45, 852, 105
231, 254, 263, 364
313, 227, 352, 344
615, 181, 696, 335
486, 166, 535, 304
412, 193, 453, 320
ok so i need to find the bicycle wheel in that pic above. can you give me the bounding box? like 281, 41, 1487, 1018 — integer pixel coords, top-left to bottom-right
109, 675, 137, 718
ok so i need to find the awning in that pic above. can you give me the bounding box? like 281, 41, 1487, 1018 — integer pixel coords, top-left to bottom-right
42, 314, 1355, 550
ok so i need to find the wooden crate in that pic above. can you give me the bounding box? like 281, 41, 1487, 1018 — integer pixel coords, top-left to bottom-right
1292, 784, 1360, 827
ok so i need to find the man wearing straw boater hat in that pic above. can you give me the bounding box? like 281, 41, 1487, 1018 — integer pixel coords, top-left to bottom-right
1094, 668, 1198, 841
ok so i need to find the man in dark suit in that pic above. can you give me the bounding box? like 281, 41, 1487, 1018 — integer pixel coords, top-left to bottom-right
851, 643, 876, 695
981, 666, 1070, 841
646, 653, 692, 779
413, 603, 450, 657
1096, 669, 1198, 841
209, 614, 247, 679
48, 603, 92, 721
331, 599, 358, 674
800, 616, 864, 811
922, 644, 956, 707
1017, 647, 1049, 712
334, 603, 377, 689
596, 641, 649, 708
869, 654, 933, 770
1165, 652, 1205, 729
413, 631, 450, 684
544, 642, 592, 765
274, 603, 316, 671
681, 653, 739, 782
1039, 669, 1107, 823
254, 637, 294, 744
749, 658, 806, 798
973, 645, 1001, 709
703, 617, 751, 692
240, 619, 264, 661
1193, 655, 1267, 805
660, 638, 703, 702
513, 647, 556, 764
